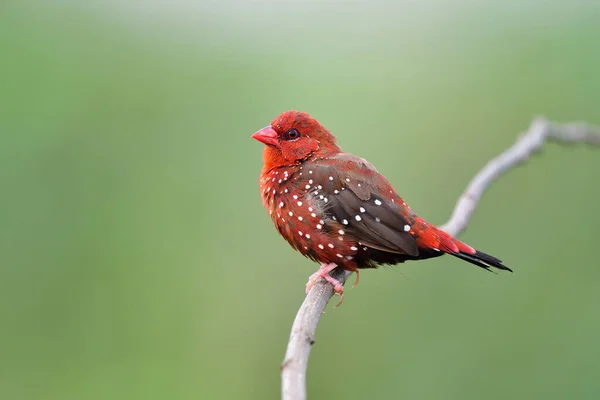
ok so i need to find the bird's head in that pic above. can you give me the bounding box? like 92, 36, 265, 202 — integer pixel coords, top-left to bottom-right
252, 110, 341, 171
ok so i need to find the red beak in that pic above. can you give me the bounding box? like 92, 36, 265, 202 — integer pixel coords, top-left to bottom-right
251, 126, 279, 146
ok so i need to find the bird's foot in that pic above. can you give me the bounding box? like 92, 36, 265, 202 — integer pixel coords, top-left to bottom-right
305, 262, 346, 306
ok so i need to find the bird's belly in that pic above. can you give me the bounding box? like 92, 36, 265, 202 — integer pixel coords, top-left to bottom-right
271, 198, 357, 265
261, 168, 357, 266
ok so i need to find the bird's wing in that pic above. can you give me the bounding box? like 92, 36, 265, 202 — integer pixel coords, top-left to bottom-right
303, 154, 420, 256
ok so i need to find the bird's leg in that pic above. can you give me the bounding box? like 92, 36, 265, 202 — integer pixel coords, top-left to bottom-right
305, 262, 346, 305
306, 262, 343, 293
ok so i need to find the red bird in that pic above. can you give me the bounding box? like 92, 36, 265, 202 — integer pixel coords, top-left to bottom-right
252, 110, 511, 304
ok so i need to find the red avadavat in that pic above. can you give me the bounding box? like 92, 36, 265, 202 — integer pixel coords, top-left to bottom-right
252, 111, 511, 305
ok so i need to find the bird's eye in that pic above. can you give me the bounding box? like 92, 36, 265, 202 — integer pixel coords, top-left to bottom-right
284, 128, 300, 140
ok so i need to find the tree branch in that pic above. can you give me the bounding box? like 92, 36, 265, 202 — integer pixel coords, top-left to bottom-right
281, 116, 600, 400
440, 117, 600, 236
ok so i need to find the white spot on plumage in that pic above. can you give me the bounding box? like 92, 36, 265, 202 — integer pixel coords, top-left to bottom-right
309, 179, 313, 184
334, 190, 339, 194
345, 178, 350, 182
357, 183, 361, 187
305, 184, 311, 189
316, 224, 322, 229
375, 217, 381, 222
329, 176, 333, 181
350, 246, 358, 251
284, 188, 288, 193
308, 207, 313, 212
279, 201, 284, 208
311, 213, 316, 218
309, 170, 313, 174
338, 236, 344, 241
363, 247, 368, 251
298, 231, 303, 236
404, 224, 410, 231
318, 244, 324, 249
319, 220, 324, 224
338, 230, 345, 235
355, 215, 362, 221
293, 195, 298, 199
360, 207, 366, 213
278, 179, 282, 183
318, 185, 322, 189
342, 219, 348, 225
297, 201, 302, 206
323, 197, 328, 203
305, 234, 310, 239
328, 243, 334, 248
374, 199, 382, 206
298, 216, 303, 221
288, 211, 293, 216
433, 248, 440, 252
336, 254, 343, 258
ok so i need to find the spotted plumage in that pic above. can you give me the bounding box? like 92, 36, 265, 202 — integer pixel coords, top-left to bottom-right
253, 110, 511, 304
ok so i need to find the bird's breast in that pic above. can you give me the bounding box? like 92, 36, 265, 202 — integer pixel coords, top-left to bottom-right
260, 166, 358, 265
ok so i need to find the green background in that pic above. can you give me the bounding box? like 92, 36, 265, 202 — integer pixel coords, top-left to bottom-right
2, 1, 600, 399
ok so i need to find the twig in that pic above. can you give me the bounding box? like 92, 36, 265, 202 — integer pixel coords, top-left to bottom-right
281, 116, 600, 400
440, 117, 600, 236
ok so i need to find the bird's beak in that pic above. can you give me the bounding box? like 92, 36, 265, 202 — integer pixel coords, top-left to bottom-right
251, 126, 279, 146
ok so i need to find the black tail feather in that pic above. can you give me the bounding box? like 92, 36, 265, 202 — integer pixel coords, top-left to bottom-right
451, 250, 513, 273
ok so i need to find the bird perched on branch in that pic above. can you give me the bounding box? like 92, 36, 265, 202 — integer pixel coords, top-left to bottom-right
252, 110, 511, 305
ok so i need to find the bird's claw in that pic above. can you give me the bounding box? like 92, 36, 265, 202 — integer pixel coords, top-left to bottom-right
352, 269, 360, 288
305, 262, 349, 307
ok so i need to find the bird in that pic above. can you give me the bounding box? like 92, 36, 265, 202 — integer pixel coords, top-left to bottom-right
252, 110, 511, 305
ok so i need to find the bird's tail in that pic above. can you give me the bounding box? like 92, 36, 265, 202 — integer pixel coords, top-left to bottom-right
450, 248, 512, 272
436, 229, 512, 273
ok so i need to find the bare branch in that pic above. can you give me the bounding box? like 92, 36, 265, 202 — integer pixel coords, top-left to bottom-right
281, 267, 349, 400
281, 117, 600, 400
440, 117, 600, 237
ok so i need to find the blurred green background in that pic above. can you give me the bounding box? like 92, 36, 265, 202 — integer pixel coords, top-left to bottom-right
1, 1, 600, 399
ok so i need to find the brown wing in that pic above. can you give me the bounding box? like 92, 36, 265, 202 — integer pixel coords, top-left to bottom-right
303, 154, 419, 257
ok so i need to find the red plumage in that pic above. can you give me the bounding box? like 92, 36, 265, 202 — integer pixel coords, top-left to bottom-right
252, 110, 511, 304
